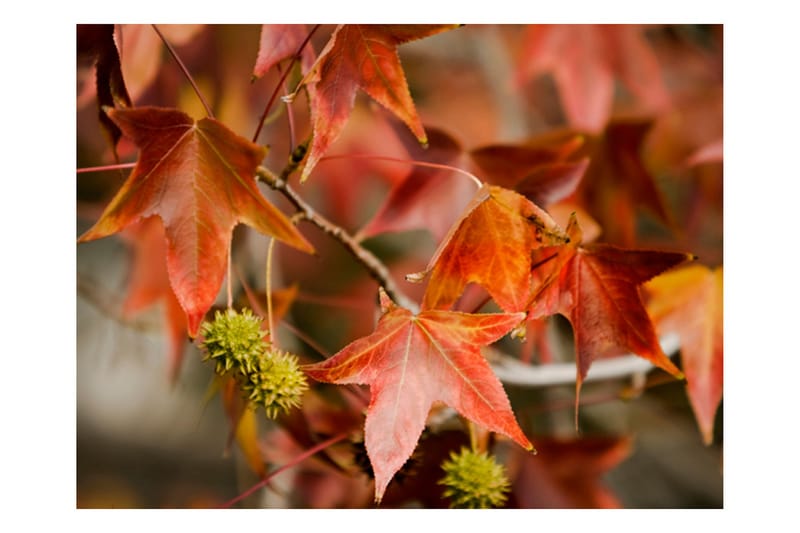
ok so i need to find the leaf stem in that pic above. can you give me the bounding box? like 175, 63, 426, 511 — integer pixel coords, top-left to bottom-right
76, 162, 136, 174
320, 154, 483, 189
256, 166, 419, 313
217, 431, 349, 508
226, 245, 233, 309
265, 237, 276, 345
152, 24, 214, 118
252, 24, 321, 143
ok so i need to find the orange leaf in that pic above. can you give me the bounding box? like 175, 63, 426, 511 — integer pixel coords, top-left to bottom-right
300, 24, 458, 181
303, 289, 530, 502
646, 265, 723, 444
77, 106, 314, 335
412, 184, 569, 312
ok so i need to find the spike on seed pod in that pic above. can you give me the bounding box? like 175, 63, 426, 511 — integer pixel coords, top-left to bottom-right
198, 308, 267, 376
438, 447, 511, 509
242, 347, 308, 419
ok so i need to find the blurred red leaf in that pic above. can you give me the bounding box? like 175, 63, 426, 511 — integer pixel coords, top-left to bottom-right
116, 24, 204, 103
573, 119, 673, 246
508, 436, 632, 508
646, 265, 723, 444
357, 125, 473, 242
117, 216, 188, 382
412, 184, 569, 312
300, 24, 457, 181
304, 289, 530, 502
77, 24, 132, 150
469, 133, 584, 189
77, 106, 314, 335
517, 24, 669, 133
253, 24, 310, 78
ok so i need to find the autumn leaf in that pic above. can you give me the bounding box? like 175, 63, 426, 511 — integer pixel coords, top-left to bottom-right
253, 24, 311, 79
117, 216, 188, 383
508, 436, 631, 508
77, 24, 132, 151
468, 133, 585, 189
645, 265, 723, 445
116, 25, 204, 103
357, 124, 473, 243
573, 119, 673, 246
300, 24, 458, 181
303, 289, 531, 502
529, 216, 692, 406
220, 377, 266, 478
411, 184, 569, 313
77, 106, 314, 335
517, 24, 669, 133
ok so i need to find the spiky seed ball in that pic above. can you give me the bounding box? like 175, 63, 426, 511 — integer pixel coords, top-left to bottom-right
242, 348, 308, 419
439, 447, 511, 509
199, 308, 266, 376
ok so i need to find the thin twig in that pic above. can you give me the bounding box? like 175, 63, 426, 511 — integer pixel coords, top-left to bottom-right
321, 154, 484, 189
256, 166, 419, 313
218, 431, 349, 508
252, 24, 321, 143
265, 237, 277, 345
152, 24, 214, 118
76, 162, 136, 174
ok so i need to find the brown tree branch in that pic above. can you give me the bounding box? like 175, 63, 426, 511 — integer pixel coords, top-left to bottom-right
256, 166, 419, 313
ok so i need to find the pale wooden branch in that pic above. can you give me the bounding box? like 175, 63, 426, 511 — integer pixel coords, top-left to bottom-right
487, 333, 681, 388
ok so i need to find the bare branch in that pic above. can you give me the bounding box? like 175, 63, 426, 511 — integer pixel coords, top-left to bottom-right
256, 166, 419, 313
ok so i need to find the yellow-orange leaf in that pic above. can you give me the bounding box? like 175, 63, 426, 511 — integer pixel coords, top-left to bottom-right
412, 184, 569, 312
646, 265, 723, 445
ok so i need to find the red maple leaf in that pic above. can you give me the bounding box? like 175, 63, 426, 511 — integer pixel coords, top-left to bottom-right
529, 216, 692, 407
77, 106, 314, 335
299, 24, 457, 181
645, 264, 723, 444
303, 289, 531, 502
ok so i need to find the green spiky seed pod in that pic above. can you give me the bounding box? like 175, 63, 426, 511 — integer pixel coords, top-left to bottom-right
199, 308, 266, 376
439, 447, 511, 509
242, 348, 308, 419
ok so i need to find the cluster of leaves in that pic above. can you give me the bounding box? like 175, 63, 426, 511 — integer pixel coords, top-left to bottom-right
77, 24, 723, 507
